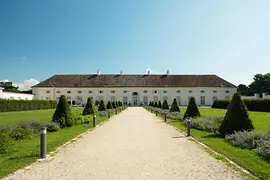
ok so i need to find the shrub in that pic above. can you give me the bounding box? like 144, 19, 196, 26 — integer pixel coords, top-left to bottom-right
112, 101, 117, 109
256, 132, 270, 161
52, 95, 72, 128
225, 130, 266, 149
95, 100, 100, 107
184, 97, 200, 119
170, 98, 180, 112
153, 102, 157, 107
107, 101, 113, 109
27, 120, 41, 133
45, 122, 60, 132
82, 97, 97, 115
219, 93, 254, 136
98, 100, 106, 111
0, 125, 13, 154
0, 99, 57, 112
158, 101, 162, 108
10, 125, 33, 140
98, 111, 108, 117
162, 100, 169, 110
185, 116, 223, 133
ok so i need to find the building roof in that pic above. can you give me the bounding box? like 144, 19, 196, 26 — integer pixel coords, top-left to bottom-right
32, 74, 236, 88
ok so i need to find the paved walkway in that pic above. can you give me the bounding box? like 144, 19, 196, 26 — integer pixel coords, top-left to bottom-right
4, 107, 245, 180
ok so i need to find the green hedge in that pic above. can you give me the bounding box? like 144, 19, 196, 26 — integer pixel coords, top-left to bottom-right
212, 99, 270, 112
0, 99, 57, 112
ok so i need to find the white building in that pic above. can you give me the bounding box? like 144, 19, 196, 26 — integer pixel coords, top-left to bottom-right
32, 70, 237, 106
0, 88, 34, 100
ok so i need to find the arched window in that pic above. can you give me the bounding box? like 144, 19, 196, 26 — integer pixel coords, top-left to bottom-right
163, 90, 167, 93
67, 90, 71, 94
213, 90, 217, 93
225, 90, 230, 93
78, 90, 82, 94
88, 90, 92, 94
46, 90, 50, 94
99, 90, 103, 94
143, 90, 147, 93
111, 90, 115, 93
177, 90, 181, 93
189, 90, 193, 93
123, 90, 127, 93
154, 90, 158, 93
201, 90, 205, 93
56, 91, 61, 94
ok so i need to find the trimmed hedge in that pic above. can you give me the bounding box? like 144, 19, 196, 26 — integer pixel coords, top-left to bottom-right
0, 99, 57, 112
212, 99, 270, 112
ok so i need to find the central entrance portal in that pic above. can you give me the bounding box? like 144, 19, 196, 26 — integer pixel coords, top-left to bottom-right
132, 92, 139, 106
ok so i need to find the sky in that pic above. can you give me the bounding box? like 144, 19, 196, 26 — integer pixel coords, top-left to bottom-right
0, 0, 270, 90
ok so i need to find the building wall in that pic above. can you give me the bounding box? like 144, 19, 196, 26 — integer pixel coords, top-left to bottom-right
0, 90, 34, 100
32, 87, 237, 106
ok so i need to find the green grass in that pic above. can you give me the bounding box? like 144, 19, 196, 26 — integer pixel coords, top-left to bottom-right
0, 109, 119, 179
0, 108, 84, 125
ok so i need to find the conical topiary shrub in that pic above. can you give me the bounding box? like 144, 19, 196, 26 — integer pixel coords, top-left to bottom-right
112, 101, 117, 109
107, 101, 113, 109
98, 100, 106, 111
158, 101, 162, 108
95, 100, 100, 107
170, 98, 180, 112
162, 100, 169, 110
219, 93, 254, 136
154, 102, 158, 108
52, 95, 73, 128
184, 97, 200, 119
82, 97, 97, 115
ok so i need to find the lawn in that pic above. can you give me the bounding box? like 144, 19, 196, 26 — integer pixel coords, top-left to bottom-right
0, 111, 115, 179
0, 108, 84, 125
149, 108, 270, 179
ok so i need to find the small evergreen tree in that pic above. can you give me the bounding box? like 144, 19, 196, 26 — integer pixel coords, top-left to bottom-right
95, 100, 100, 106
184, 97, 200, 119
170, 98, 180, 112
98, 100, 106, 111
149, 101, 152, 106
118, 101, 121, 107
154, 102, 158, 107
115, 101, 119, 108
82, 97, 97, 115
219, 93, 254, 136
112, 101, 117, 108
158, 101, 162, 108
162, 100, 169, 110
52, 95, 73, 128
107, 101, 113, 109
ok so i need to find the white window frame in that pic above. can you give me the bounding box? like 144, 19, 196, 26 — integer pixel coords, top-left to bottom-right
200, 96, 205, 105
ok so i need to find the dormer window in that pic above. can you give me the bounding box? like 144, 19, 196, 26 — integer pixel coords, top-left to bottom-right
67, 91, 71, 94
56, 91, 61, 94
189, 90, 193, 93
225, 90, 230, 93
46, 90, 50, 94
143, 90, 147, 93
123, 90, 127, 93
163, 90, 167, 93
88, 91, 92, 94
213, 90, 217, 93
99, 90, 103, 94
177, 90, 181, 93
111, 90, 115, 93
78, 90, 82, 94
154, 90, 158, 93
201, 90, 205, 93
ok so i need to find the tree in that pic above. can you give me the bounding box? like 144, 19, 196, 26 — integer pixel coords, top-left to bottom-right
162, 100, 169, 110
112, 101, 117, 108
82, 97, 97, 115
154, 102, 158, 108
158, 101, 162, 108
107, 101, 113, 109
95, 100, 100, 106
219, 93, 254, 136
184, 97, 200, 119
98, 100, 106, 111
52, 95, 73, 128
237, 84, 252, 96
249, 73, 270, 97
170, 98, 180, 112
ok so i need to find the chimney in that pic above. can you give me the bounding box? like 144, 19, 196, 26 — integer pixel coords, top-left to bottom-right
97, 69, 100, 75
120, 70, 123, 75
147, 70, 151, 75
166, 69, 169, 75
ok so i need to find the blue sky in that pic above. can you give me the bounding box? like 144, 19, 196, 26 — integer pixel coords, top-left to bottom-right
0, 0, 270, 89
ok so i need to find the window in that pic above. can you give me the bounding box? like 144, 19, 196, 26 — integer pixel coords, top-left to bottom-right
154, 90, 158, 93
200, 96, 205, 105
163, 90, 167, 93
46, 97, 50, 100
225, 90, 230, 93
201, 90, 205, 93
163, 96, 167, 101
111, 90, 115, 93
57, 91, 61, 94
78, 90, 82, 94
77, 96, 83, 102
46, 90, 50, 94
111, 96, 115, 102
213, 90, 217, 93
88, 90, 92, 94
98, 96, 103, 101
67, 90, 71, 94
123, 96, 128, 105
143, 90, 147, 93
153, 96, 158, 103
189, 90, 193, 93
143, 96, 148, 105
176, 96, 181, 105
99, 90, 103, 94
123, 90, 127, 93
213, 96, 217, 103
177, 90, 181, 93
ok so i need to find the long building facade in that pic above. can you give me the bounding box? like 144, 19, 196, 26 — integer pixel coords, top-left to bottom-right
32, 72, 237, 106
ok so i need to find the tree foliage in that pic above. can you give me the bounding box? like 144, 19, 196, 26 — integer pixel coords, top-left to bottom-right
184, 97, 200, 119
170, 98, 180, 112
107, 101, 113, 109
158, 101, 162, 108
98, 100, 106, 111
162, 100, 169, 110
249, 73, 270, 96
82, 97, 97, 115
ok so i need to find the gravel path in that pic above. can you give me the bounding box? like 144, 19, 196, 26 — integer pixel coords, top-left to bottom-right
4, 107, 245, 180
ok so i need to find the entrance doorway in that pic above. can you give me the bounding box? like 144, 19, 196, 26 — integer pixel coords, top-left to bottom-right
132, 92, 139, 106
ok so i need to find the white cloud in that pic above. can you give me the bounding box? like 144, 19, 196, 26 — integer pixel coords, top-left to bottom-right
17, 79, 39, 91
